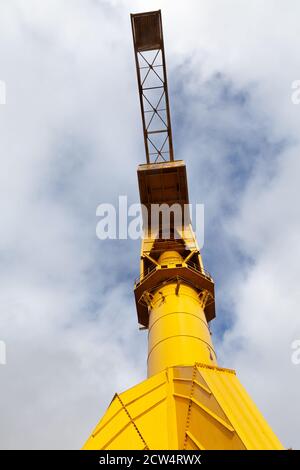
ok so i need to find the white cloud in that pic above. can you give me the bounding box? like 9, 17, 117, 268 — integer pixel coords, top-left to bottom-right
0, 0, 299, 449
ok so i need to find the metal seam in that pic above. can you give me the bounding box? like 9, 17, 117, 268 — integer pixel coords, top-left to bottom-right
116, 394, 149, 450
183, 364, 197, 449
147, 335, 217, 364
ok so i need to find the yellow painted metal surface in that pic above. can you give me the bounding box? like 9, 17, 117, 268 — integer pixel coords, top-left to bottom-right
83, 12, 284, 447
84, 178, 284, 449
84, 165, 284, 449
83, 364, 284, 450
147, 251, 217, 376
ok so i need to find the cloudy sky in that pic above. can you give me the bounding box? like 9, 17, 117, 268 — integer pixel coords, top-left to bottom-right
0, 0, 299, 449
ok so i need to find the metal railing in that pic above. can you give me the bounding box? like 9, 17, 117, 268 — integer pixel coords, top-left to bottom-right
134, 259, 213, 287
185, 261, 213, 281
134, 265, 157, 287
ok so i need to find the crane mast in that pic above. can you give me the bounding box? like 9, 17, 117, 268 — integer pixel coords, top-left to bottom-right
83, 10, 283, 450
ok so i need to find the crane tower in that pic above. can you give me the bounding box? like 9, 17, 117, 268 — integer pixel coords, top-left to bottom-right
83, 10, 283, 450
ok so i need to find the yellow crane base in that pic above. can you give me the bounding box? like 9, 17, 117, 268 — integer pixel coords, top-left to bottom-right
83, 363, 283, 450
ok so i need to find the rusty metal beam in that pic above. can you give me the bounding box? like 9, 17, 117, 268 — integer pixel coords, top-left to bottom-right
131, 10, 174, 164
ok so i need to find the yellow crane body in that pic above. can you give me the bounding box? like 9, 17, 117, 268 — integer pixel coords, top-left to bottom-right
84, 159, 283, 450
83, 364, 283, 450
146, 253, 217, 377
83, 11, 284, 450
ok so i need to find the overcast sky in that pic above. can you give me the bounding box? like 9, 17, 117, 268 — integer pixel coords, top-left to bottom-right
0, 0, 299, 449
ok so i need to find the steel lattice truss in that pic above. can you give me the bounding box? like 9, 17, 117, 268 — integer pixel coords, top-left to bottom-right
131, 11, 174, 164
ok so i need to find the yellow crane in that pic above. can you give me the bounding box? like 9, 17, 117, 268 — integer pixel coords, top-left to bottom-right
83, 10, 283, 450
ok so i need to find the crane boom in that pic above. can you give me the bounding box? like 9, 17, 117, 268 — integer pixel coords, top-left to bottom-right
131, 10, 174, 163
